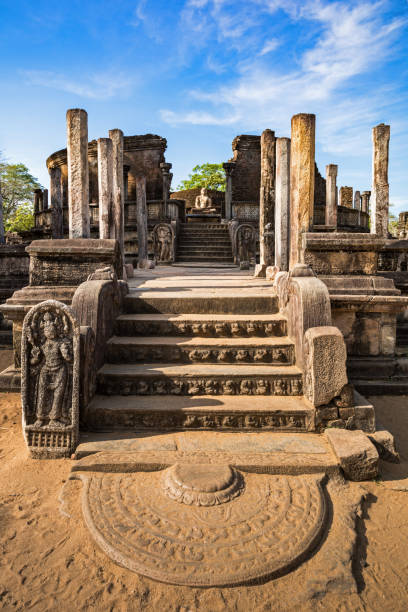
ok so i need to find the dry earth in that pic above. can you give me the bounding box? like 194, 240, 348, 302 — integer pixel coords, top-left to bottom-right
1, 391, 408, 611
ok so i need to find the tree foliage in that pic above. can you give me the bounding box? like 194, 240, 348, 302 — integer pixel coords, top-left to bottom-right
0, 159, 41, 230
177, 163, 226, 192
4, 202, 35, 232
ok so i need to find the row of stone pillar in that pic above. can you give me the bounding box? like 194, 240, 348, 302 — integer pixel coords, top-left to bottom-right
64, 109, 125, 268
258, 115, 391, 274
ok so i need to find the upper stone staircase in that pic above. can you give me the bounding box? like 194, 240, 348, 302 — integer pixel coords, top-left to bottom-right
86, 276, 316, 432
176, 223, 234, 264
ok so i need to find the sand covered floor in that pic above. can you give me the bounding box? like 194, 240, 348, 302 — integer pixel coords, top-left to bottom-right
1, 392, 408, 611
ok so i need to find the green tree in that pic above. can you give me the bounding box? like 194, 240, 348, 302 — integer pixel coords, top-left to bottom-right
388, 203, 398, 236
5, 202, 35, 232
0, 162, 41, 228
177, 163, 226, 192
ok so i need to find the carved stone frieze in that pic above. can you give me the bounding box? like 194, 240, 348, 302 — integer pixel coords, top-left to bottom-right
99, 374, 303, 397
21, 300, 80, 458
108, 343, 293, 364
115, 318, 287, 337
88, 408, 309, 431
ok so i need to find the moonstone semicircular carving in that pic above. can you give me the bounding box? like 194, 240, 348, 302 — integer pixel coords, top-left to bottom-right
79, 465, 327, 586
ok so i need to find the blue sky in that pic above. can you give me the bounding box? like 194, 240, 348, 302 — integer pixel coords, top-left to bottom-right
0, 0, 407, 213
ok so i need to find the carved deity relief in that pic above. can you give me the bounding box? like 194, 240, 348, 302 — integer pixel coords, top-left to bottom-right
153, 223, 174, 263
236, 224, 256, 264
21, 300, 80, 458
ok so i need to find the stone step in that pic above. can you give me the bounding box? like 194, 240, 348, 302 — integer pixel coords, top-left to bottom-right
97, 363, 303, 396
106, 336, 295, 365
176, 256, 234, 263
114, 313, 288, 337
178, 241, 232, 247
124, 293, 279, 314
177, 245, 232, 251
177, 250, 233, 257
82, 395, 314, 433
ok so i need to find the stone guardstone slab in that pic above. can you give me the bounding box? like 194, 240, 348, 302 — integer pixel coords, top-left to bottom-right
72, 461, 327, 586
21, 300, 80, 458
324, 428, 379, 481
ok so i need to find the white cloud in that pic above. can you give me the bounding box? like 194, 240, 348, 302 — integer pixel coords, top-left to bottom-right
259, 38, 280, 56
160, 109, 241, 125
162, 0, 406, 161
23, 70, 133, 100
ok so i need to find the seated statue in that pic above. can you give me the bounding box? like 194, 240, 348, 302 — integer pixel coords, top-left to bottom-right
193, 188, 216, 213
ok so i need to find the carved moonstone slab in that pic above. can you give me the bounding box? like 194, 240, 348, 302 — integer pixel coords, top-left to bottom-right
162, 463, 244, 506
78, 467, 327, 586
21, 300, 80, 458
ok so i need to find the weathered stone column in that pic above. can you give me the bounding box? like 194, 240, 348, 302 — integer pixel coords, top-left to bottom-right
109, 129, 125, 259
354, 190, 361, 210
34, 188, 42, 215
325, 164, 338, 227
275, 137, 291, 271
339, 186, 353, 208
42, 189, 49, 210
256, 129, 276, 277
136, 176, 152, 269
97, 137, 113, 240
289, 113, 315, 269
66, 108, 90, 238
0, 178, 4, 244
371, 123, 390, 237
361, 191, 371, 213
49, 166, 63, 238
223, 162, 235, 220
160, 162, 172, 219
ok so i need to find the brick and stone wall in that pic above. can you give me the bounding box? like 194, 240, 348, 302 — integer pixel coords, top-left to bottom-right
230, 135, 261, 203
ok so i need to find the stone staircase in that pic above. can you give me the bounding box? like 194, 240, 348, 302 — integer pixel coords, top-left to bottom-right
86, 287, 316, 432
176, 223, 234, 264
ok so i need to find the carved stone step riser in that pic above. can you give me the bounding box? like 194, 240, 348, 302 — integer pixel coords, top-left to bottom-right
124, 297, 279, 314
114, 320, 288, 337
176, 258, 234, 263
106, 345, 294, 365
84, 410, 312, 432
97, 375, 303, 396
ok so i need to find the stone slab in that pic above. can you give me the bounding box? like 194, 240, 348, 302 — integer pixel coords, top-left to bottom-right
324, 428, 379, 481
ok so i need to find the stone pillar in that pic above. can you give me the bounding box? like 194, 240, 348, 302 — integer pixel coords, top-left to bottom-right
275, 137, 291, 271
354, 190, 361, 210
371, 123, 390, 237
289, 113, 315, 269
339, 186, 353, 208
160, 162, 172, 218
0, 178, 4, 244
34, 189, 42, 215
109, 129, 125, 260
42, 189, 49, 210
136, 176, 151, 269
97, 137, 113, 240
256, 129, 276, 276
325, 164, 338, 227
49, 166, 63, 238
361, 191, 371, 213
223, 162, 235, 220
66, 108, 90, 238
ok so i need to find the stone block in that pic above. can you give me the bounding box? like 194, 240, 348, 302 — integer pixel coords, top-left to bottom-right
325, 428, 379, 481
303, 326, 348, 407
368, 429, 399, 463
254, 263, 267, 277
125, 263, 134, 278
27, 239, 122, 285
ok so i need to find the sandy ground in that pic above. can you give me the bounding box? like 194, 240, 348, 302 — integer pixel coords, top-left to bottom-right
1, 392, 408, 611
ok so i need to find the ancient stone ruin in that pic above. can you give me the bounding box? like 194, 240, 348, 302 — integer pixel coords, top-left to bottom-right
1, 106, 407, 591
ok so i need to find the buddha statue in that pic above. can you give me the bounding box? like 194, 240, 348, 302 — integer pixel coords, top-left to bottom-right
193, 188, 216, 213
